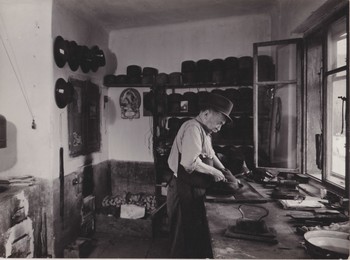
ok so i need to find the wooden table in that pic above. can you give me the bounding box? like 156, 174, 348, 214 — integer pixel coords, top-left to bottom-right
204, 183, 312, 259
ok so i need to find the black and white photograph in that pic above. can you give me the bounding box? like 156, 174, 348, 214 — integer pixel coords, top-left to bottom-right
0, 0, 349, 258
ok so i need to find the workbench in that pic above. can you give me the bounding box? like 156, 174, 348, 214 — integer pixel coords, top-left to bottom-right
205, 182, 312, 259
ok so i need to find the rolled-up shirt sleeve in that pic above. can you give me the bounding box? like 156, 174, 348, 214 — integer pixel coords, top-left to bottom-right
180, 125, 202, 173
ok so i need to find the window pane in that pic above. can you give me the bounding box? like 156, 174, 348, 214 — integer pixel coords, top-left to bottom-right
327, 17, 347, 71
326, 71, 346, 187
257, 83, 297, 168
305, 37, 323, 180
257, 44, 297, 81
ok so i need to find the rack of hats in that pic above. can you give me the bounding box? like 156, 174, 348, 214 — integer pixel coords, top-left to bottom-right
53, 36, 105, 157
53, 36, 106, 74
102, 56, 275, 188
53, 35, 106, 109
104, 65, 160, 87
150, 55, 275, 185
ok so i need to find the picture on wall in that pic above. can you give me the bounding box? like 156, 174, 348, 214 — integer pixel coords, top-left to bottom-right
119, 88, 141, 119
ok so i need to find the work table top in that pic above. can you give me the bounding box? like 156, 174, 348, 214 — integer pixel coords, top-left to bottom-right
205, 183, 312, 259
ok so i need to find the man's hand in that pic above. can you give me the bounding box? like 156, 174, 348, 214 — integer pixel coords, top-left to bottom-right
220, 168, 242, 189
212, 169, 226, 182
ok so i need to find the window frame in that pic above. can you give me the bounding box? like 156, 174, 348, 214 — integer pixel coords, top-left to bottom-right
303, 8, 349, 196
253, 38, 303, 172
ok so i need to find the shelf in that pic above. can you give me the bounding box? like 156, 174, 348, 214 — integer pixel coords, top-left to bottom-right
104, 83, 153, 88
161, 111, 253, 118
212, 140, 253, 146
166, 83, 253, 89
104, 82, 254, 89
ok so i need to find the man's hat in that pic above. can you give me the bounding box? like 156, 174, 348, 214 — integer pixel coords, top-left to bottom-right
67, 41, 80, 71
55, 78, 74, 109
206, 93, 233, 122
53, 36, 68, 68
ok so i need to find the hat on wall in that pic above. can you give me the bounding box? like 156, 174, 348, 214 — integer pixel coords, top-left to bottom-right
142, 67, 158, 85
196, 59, 212, 83
238, 56, 253, 85
167, 93, 182, 114
205, 93, 233, 122
89, 45, 105, 72
155, 73, 169, 86
91, 45, 106, 67
169, 72, 183, 86
181, 60, 197, 84
79, 45, 91, 73
67, 41, 80, 71
53, 36, 68, 68
55, 78, 74, 109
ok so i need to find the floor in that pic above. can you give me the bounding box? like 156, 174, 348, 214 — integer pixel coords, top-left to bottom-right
85, 218, 170, 258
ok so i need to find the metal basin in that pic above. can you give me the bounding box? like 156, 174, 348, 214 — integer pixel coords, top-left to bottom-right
304, 230, 349, 259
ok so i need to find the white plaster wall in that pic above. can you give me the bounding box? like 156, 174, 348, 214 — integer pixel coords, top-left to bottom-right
271, 0, 327, 40
51, 1, 115, 175
108, 15, 271, 162
0, 0, 53, 179
110, 15, 271, 75
107, 88, 154, 162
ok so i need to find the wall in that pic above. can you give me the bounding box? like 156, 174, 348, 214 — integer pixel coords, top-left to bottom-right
0, 0, 53, 179
271, 0, 327, 40
51, 1, 115, 257
52, 0, 115, 178
0, 181, 52, 257
108, 14, 271, 162
264, 0, 328, 169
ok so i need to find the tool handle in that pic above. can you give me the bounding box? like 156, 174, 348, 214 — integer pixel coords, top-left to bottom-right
238, 204, 269, 221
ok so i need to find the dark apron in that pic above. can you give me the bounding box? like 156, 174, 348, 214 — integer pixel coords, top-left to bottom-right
175, 154, 213, 258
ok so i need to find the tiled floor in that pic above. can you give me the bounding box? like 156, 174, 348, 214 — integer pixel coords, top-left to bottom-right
87, 229, 170, 258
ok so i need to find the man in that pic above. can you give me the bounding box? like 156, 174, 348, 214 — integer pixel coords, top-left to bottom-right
167, 93, 240, 258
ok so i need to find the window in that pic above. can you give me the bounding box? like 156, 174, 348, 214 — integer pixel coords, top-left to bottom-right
255, 6, 348, 195
305, 11, 348, 193
325, 16, 347, 187
253, 39, 303, 171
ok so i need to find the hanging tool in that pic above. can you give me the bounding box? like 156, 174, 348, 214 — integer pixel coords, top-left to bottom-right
59, 147, 64, 228
315, 134, 323, 169
338, 96, 347, 135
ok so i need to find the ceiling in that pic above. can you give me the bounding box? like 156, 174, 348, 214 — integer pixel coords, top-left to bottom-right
58, 0, 278, 31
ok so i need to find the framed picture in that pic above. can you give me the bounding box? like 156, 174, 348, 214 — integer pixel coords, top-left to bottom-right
119, 88, 141, 119
180, 100, 188, 113
68, 78, 100, 157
